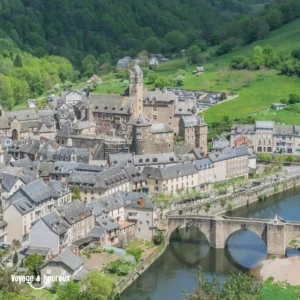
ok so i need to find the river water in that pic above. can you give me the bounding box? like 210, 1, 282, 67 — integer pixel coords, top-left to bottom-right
123, 187, 300, 300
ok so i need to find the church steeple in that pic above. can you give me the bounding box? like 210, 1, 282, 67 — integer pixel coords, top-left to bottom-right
129, 64, 144, 119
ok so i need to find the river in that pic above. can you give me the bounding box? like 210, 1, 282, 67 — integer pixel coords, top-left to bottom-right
123, 187, 300, 300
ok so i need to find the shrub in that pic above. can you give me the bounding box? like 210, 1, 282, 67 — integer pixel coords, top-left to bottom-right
108, 260, 132, 276
120, 254, 136, 265
227, 203, 234, 212
220, 199, 227, 207
154, 231, 164, 245
126, 248, 143, 261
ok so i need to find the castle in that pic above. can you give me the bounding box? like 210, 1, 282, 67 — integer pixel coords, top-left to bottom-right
87, 65, 208, 155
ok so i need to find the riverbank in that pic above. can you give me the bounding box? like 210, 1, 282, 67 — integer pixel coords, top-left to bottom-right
256, 256, 300, 285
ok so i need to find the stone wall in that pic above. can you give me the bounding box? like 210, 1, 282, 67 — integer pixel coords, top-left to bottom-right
168, 175, 300, 217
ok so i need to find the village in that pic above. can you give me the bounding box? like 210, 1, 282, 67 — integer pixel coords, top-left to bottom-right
0, 64, 300, 291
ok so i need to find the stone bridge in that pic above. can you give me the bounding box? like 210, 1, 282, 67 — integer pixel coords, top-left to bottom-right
167, 215, 300, 255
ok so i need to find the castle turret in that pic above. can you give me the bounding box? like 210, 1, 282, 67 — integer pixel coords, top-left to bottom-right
129, 64, 144, 119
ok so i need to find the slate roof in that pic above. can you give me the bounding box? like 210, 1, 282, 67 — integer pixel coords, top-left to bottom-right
41, 248, 83, 272
48, 180, 70, 198
6, 109, 39, 122
41, 211, 71, 235
180, 115, 207, 127
89, 226, 106, 238
133, 152, 177, 165
96, 216, 120, 231
76, 163, 105, 172
0, 117, 10, 129
10, 158, 34, 169
273, 125, 294, 136
151, 123, 173, 134
255, 120, 274, 129
20, 179, 53, 203
231, 124, 255, 134
144, 90, 177, 103
124, 166, 146, 182
134, 114, 151, 127
209, 146, 249, 162
11, 197, 35, 215
194, 158, 213, 170
25, 246, 50, 257
67, 166, 128, 189
0, 172, 21, 191
57, 200, 92, 225
72, 121, 96, 131
191, 148, 204, 159
36, 123, 51, 133
51, 161, 79, 175
142, 162, 197, 180
38, 162, 54, 177
89, 94, 132, 115
109, 153, 133, 166
212, 136, 230, 150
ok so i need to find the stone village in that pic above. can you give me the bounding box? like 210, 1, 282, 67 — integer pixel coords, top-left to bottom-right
1, 65, 300, 287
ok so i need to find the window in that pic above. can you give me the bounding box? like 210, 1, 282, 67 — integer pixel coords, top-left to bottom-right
153, 115, 157, 120
146, 221, 149, 225
156, 180, 158, 184
153, 106, 157, 111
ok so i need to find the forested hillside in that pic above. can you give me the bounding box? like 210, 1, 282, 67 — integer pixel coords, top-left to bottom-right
1, 0, 299, 69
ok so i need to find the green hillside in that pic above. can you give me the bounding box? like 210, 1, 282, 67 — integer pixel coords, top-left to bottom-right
149, 18, 300, 124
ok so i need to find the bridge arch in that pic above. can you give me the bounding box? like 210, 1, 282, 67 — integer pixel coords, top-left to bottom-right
167, 217, 211, 246
223, 221, 268, 248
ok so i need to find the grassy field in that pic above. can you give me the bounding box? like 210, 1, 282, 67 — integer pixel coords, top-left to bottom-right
253, 104, 300, 125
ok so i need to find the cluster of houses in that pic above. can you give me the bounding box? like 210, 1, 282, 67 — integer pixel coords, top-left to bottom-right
5, 64, 295, 288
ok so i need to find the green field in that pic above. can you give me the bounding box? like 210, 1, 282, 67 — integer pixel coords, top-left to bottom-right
253, 105, 300, 125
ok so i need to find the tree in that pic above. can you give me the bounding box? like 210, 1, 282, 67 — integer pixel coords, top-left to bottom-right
230, 56, 249, 70
264, 154, 272, 161
286, 155, 295, 162
154, 77, 169, 89
144, 37, 161, 54
147, 72, 158, 84
275, 154, 284, 166
186, 45, 202, 64
265, 9, 282, 30
251, 46, 264, 69
0, 269, 22, 293
0, 74, 14, 109
9, 77, 30, 105
13, 54, 22, 68
258, 153, 265, 161
57, 281, 82, 300
289, 93, 300, 104
13, 252, 18, 266
24, 254, 44, 276
292, 49, 300, 59
185, 270, 263, 300
126, 248, 143, 261
81, 54, 97, 77
175, 75, 185, 86
80, 270, 120, 300
72, 185, 82, 201
164, 30, 188, 52
215, 43, 233, 57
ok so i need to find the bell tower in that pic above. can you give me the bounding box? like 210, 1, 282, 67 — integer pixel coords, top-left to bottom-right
129, 65, 143, 119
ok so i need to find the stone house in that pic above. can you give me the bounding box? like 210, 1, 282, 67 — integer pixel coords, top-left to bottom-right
40, 248, 87, 287
72, 121, 96, 136
132, 115, 174, 155
30, 211, 72, 254
3, 179, 71, 244
57, 201, 94, 246
65, 90, 84, 106
179, 115, 208, 153
0, 172, 26, 211
142, 162, 199, 194
88, 192, 155, 241
230, 121, 300, 154
194, 158, 214, 190
67, 166, 130, 202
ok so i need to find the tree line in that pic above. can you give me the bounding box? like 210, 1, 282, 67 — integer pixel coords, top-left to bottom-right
0, 37, 74, 109
0, 0, 298, 71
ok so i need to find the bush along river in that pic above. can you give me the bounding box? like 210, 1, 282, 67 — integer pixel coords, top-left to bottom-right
123, 187, 300, 300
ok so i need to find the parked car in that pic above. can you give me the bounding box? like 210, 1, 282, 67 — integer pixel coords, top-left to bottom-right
0, 243, 9, 249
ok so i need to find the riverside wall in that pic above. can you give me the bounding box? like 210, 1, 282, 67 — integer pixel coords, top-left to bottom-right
167, 174, 300, 217
118, 235, 168, 293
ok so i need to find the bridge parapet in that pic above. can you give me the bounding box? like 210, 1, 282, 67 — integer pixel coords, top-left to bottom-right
167, 215, 300, 256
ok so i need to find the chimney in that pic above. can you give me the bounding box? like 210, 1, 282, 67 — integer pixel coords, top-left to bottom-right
139, 197, 144, 207
73, 246, 79, 256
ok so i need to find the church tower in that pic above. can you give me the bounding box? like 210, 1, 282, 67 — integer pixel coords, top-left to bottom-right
129, 65, 143, 119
